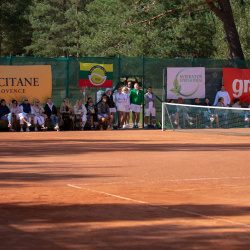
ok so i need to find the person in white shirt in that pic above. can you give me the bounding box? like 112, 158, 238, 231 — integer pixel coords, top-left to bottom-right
115, 86, 126, 129
122, 86, 130, 129
213, 85, 231, 106
74, 99, 87, 131
144, 86, 157, 129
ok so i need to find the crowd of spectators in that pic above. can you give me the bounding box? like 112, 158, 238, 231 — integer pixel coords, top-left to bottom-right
0, 81, 158, 132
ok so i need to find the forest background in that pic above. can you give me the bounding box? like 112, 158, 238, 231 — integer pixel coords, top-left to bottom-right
0, 0, 249, 60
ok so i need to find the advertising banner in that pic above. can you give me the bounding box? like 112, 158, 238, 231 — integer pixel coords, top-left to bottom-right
167, 67, 205, 99
223, 68, 250, 103
0, 65, 52, 104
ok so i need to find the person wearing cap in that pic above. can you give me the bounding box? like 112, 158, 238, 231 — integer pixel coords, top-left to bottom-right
103, 88, 115, 129
19, 97, 33, 132
129, 82, 143, 128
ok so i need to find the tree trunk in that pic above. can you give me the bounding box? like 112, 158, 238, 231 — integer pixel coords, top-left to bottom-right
0, 0, 2, 57
208, 0, 245, 60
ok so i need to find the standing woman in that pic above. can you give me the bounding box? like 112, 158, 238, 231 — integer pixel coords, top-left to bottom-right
115, 86, 126, 129
60, 98, 74, 130
74, 99, 87, 131
122, 86, 130, 128
33, 99, 48, 131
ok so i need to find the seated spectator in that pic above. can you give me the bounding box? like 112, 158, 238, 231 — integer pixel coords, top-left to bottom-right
60, 98, 74, 131
74, 99, 87, 131
232, 99, 249, 128
194, 98, 200, 105
167, 99, 179, 128
115, 86, 126, 129
97, 95, 112, 130
0, 99, 13, 131
203, 97, 219, 128
33, 99, 48, 131
104, 88, 115, 129
177, 97, 193, 127
44, 98, 59, 131
19, 97, 33, 132
10, 99, 21, 131
215, 97, 228, 127
86, 100, 96, 130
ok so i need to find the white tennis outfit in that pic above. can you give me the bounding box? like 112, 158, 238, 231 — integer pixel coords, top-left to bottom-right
115, 92, 126, 112
145, 94, 156, 117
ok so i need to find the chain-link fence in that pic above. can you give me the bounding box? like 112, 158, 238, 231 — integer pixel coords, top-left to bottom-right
1, 56, 249, 126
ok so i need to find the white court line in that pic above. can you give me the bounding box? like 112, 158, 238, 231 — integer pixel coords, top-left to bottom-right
67, 184, 250, 228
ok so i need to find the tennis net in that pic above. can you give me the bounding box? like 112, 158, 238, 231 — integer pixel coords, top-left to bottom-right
162, 102, 250, 131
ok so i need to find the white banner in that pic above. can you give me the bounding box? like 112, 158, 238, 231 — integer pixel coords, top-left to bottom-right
167, 67, 205, 99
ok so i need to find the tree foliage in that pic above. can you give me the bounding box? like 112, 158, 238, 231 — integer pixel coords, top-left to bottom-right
0, 0, 248, 60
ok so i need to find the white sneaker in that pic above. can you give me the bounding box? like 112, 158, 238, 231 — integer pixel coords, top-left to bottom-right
20, 128, 23, 132
27, 122, 31, 127
123, 125, 126, 129
54, 125, 59, 130
245, 117, 249, 122
35, 127, 38, 132
26, 128, 30, 132
126, 124, 130, 128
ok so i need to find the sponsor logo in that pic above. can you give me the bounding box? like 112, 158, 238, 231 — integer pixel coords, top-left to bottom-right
232, 79, 250, 98
170, 69, 202, 97
88, 66, 107, 86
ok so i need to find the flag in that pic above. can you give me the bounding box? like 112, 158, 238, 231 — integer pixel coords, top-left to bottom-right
78, 63, 113, 87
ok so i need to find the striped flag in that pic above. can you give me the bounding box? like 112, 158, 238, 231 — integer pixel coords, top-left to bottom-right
78, 62, 113, 87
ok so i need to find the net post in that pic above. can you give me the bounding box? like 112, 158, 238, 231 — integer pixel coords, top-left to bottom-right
165, 103, 175, 131
162, 102, 165, 131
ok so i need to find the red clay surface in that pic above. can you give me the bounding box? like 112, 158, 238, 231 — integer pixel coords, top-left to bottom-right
1, 130, 250, 249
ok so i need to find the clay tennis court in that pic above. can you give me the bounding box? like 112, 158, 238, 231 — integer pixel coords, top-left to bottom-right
1, 129, 250, 249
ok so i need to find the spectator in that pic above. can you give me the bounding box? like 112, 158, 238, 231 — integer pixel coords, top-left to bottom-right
126, 82, 133, 126
97, 95, 112, 130
0, 99, 13, 131
215, 97, 228, 127
167, 99, 179, 128
232, 99, 249, 128
177, 97, 193, 127
127, 81, 133, 94
44, 98, 59, 131
60, 98, 73, 131
9, 99, 21, 131
74, 99, 87, 131
130, 82, 143, 128
104, 88, 115, 129
213, 85, 231, 106
203, 97, 219, 128
122, 86, 130, 128
19, 97, 33, 132
86, 100, 96, 130
115, 86, 126, 129
144, 86, 157, 129
33, 99, 48, 131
